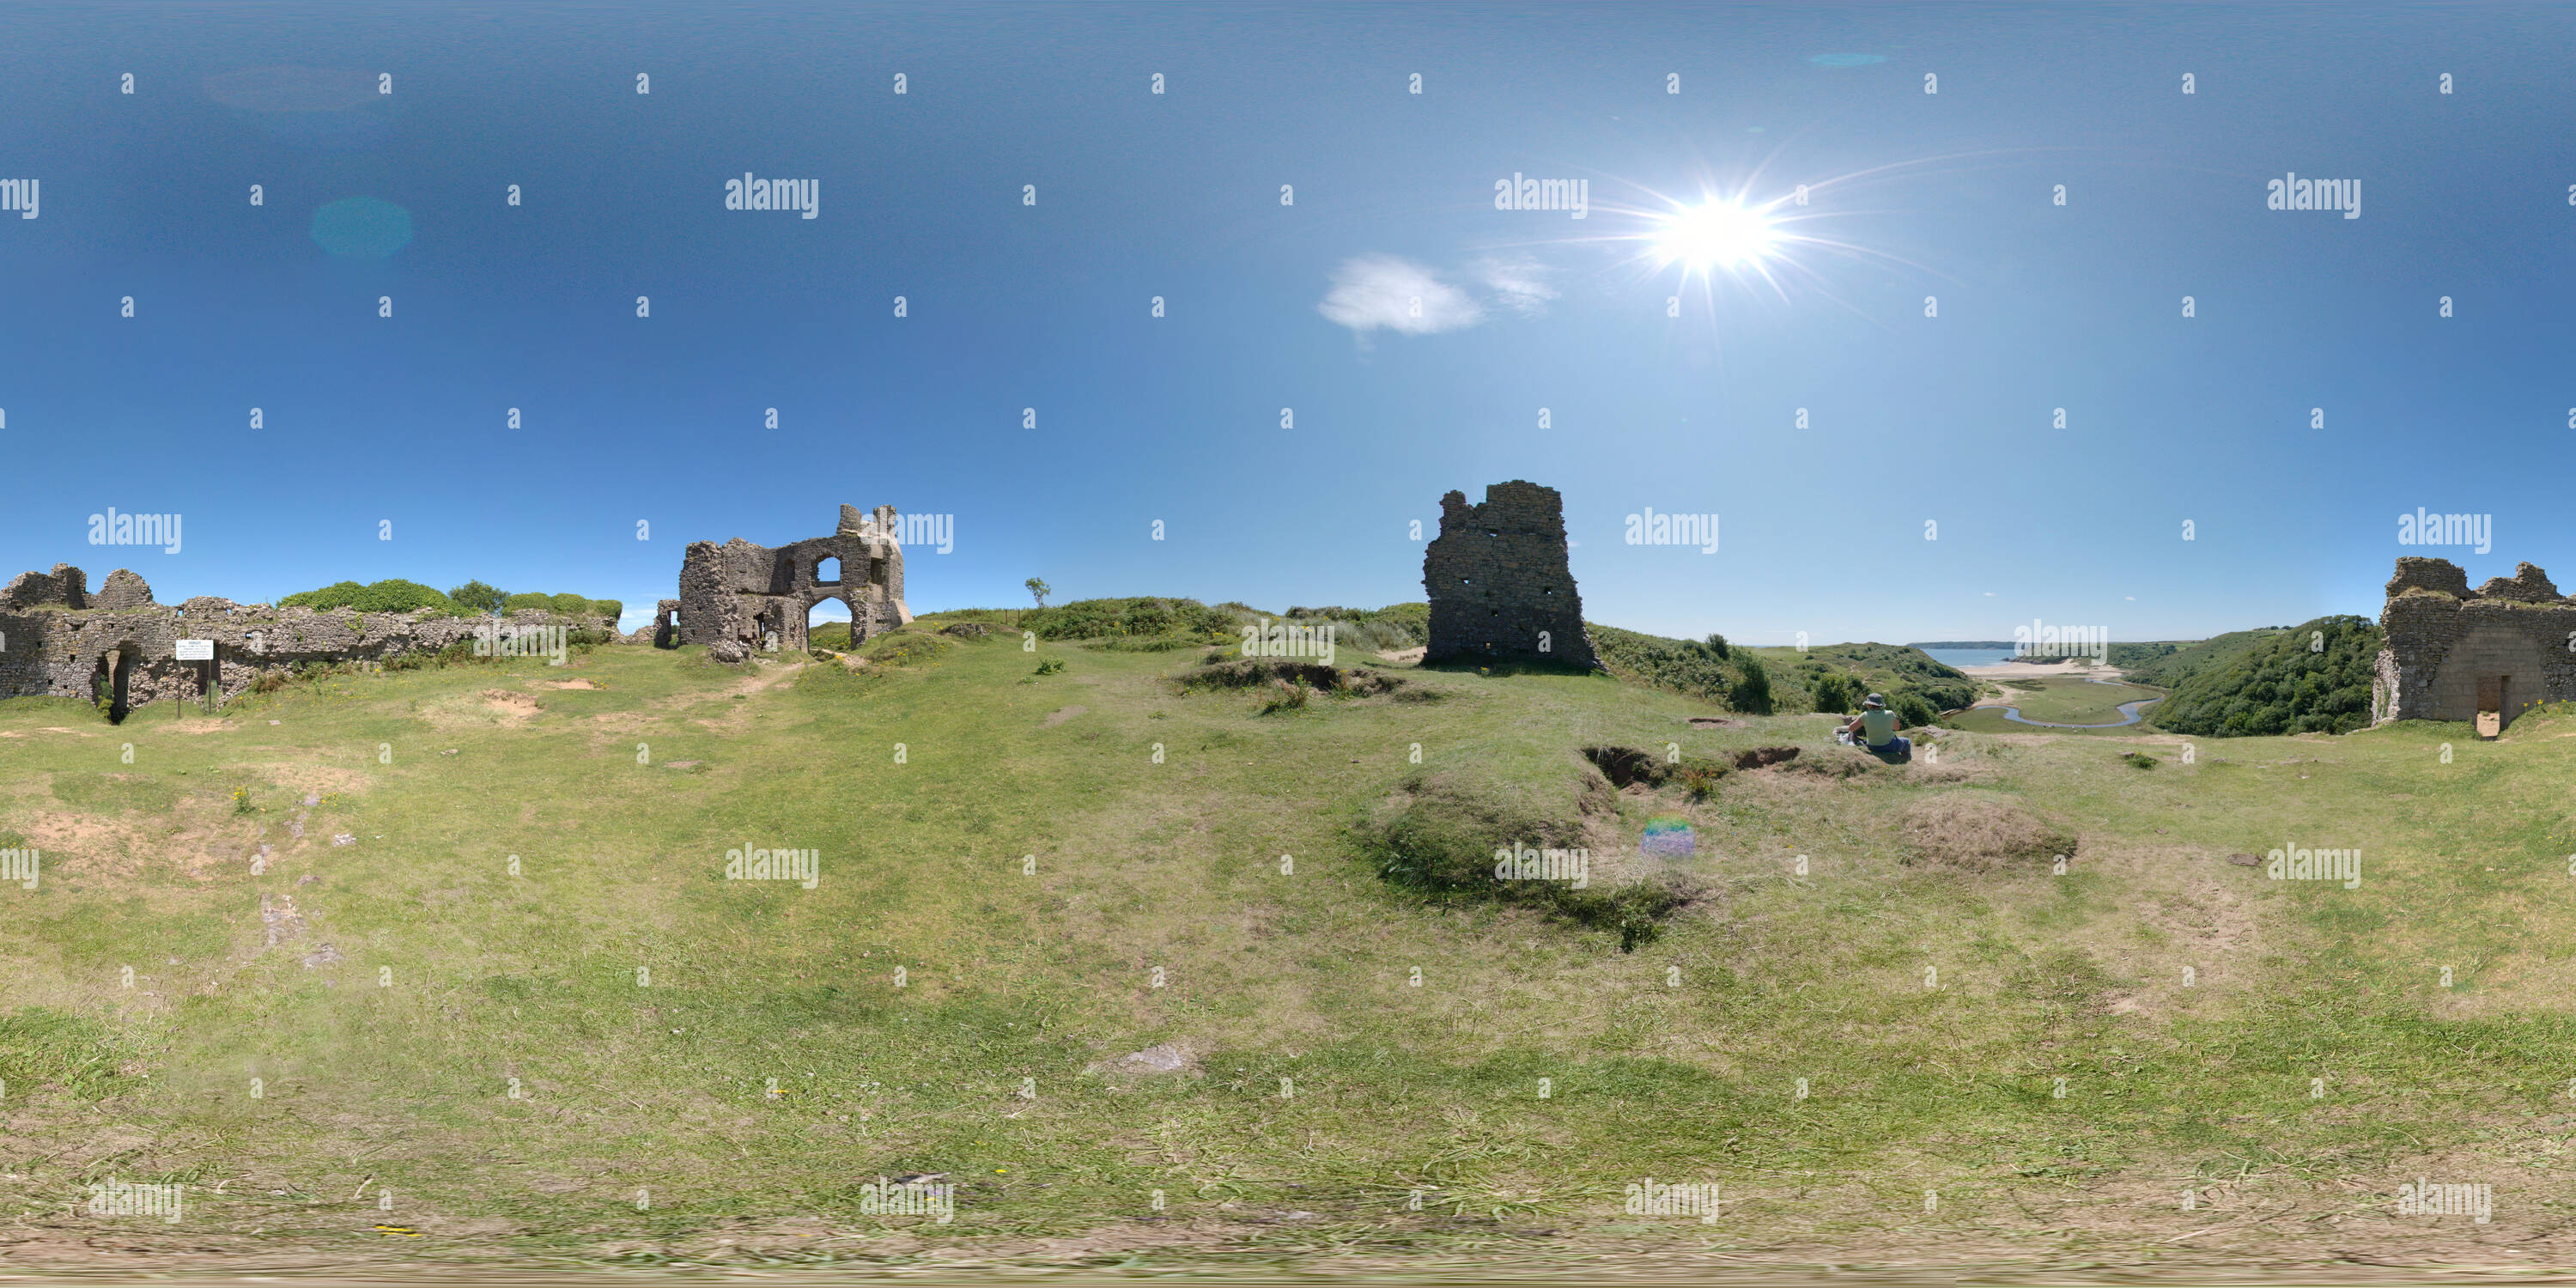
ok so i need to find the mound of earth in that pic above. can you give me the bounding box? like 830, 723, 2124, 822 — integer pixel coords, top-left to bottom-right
1176, 659, 1403, 696
1899, 791, 2077, 871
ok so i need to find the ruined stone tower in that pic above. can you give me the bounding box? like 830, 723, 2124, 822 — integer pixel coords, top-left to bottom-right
2373, 556, 2576, 732
1421, 480, 1599, 670
663, 504, 912, 662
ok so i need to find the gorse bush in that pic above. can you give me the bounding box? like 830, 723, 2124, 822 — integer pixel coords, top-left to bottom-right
1894, 691, 1940, 728
862, 630, 955, 667
1021, 597, 1239, 641
280, 579, 453, 614
279, 580, 618, 620
1809, 671, 1856, 714
503, 591, 621, 621
1589, 624, 1747, 705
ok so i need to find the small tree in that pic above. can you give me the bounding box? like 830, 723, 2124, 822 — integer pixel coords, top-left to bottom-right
1701, 632, 1730, 659
1730, 655, 1774, 715
1894, 691, 1939, 728
447, 580, 507, 615
1025, 577, 1051, 608
1809, 671, 1855, 715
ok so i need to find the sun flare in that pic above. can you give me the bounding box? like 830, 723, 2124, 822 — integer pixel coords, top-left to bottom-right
1651, 200, 1779, 271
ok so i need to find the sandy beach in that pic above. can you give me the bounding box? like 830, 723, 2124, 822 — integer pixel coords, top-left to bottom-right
1953, 657, 2129, 707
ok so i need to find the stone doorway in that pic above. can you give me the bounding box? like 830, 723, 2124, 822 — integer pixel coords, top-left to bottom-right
95, 646, 137, 723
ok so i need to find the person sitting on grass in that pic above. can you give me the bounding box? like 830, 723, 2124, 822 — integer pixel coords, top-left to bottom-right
1842, 693, 1911, 762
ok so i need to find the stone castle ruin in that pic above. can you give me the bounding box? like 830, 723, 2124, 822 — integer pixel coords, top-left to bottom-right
659, 504, 912, 663
2374, 556, 2576, 733
0, 563, 611, 721
1422, 480, 1599, 670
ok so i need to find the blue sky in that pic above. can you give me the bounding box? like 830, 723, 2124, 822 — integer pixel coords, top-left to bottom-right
2, 2, 2570, 642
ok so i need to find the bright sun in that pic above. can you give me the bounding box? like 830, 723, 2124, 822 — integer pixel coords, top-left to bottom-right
1652, 201, 1778, 271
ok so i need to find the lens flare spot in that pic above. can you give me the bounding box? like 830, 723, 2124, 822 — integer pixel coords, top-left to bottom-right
1642, 816, 1697, 860
310, 197, 413, 258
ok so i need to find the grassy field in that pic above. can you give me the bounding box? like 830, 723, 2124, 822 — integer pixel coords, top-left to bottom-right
1, 623, 2572, 1274
1943, 677, 2167, 735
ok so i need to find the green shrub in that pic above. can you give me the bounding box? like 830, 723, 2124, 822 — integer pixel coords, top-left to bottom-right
864, 631, 955, 667
447, 580, 507, 614
279, 579, 453, 614
1810, 671, 1856, 714
346, 580, 451, 613
1359, 771, 1693, 951
1033, 658, 1066, 675
1731, 654, 1774, 714
1590, 624, 1739, 702
1894, 691, 1940, 727
485, 590, 619, 621
279, 580, 367, 610
1021, 597, 1237, 642
2150, 615, 2381, 736
1255, 681, 1311, 715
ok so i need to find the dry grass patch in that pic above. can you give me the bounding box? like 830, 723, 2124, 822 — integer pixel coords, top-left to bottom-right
1899, 791, 2077, 872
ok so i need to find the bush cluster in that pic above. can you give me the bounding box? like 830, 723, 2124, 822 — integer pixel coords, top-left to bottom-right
1020, 596, 1239, 641
2149, 615, 2380, 736
279, 579, 454, 614
275, 579, 620, 622
1358, 771, 1692, 951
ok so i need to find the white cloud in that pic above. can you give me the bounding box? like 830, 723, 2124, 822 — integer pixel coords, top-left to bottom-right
1317, 255, 1484, 336
1473, 255, 1558, 316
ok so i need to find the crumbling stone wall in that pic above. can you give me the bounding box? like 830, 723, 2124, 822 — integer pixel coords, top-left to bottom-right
2372, 557, 2576, 730
0, 566, 616, 718
1, 563, 87, 610
673, 503, 912, 662
1421, 480, 1599, 670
